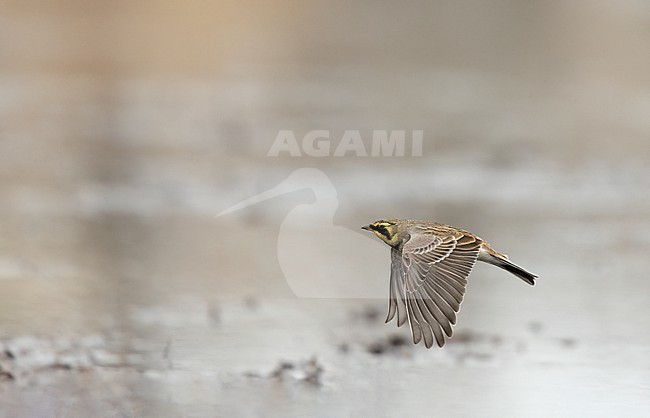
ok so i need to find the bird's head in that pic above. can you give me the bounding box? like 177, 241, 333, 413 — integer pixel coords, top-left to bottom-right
362, 219, 401, 247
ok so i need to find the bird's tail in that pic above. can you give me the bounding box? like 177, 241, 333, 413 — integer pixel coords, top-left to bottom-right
479, 249, 537, 286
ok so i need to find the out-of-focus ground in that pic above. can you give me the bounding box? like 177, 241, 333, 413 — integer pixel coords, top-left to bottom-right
1, 1, 649, 416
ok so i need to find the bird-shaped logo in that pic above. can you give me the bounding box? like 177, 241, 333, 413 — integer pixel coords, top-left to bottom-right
218, 168, 386, 298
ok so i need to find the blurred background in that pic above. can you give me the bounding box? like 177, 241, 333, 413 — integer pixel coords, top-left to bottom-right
1, 0, 649, 416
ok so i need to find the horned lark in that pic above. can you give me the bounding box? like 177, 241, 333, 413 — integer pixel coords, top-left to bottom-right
362, 219, 537, 348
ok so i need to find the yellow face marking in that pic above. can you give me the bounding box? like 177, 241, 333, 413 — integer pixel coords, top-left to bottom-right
368, 220, 400, 247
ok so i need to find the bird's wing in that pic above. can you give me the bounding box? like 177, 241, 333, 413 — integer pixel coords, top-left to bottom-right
386, 231, 481, 348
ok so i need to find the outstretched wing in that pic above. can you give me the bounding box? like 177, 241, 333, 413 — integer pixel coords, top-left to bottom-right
385, 231, 481, 348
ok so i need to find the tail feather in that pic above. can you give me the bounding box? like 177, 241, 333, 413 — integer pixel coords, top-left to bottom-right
495, 258, 537, 286
480, 250, 537, 286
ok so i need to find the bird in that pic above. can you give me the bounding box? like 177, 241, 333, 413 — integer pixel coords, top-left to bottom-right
362, 219, 537, 348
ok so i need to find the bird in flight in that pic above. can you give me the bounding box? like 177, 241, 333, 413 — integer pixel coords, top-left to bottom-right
362, 219, 537, 348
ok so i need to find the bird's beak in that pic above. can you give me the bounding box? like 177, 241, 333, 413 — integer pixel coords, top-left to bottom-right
361, 225, 371, 231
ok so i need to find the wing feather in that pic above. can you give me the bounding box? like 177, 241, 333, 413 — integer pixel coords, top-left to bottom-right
421, 280, 457, 326
386, 229, 481, 347
386, 248, 408, 326
406, 297, 425, 345
430, 280, 462, 312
